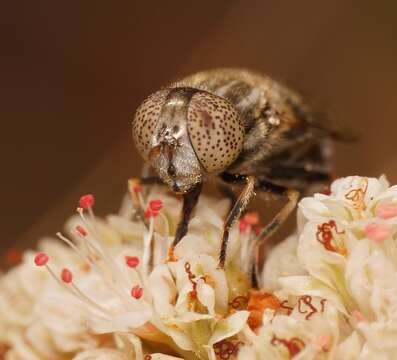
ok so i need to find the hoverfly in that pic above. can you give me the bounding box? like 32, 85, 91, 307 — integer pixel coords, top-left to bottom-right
132, 68, 345, 282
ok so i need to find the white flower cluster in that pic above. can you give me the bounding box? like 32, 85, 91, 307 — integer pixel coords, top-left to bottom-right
0, 176, 396, 360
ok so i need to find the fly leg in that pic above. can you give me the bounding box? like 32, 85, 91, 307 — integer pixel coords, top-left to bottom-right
167, 183, 203, 261
218, 175, 256, 269
250, 180, 299, 287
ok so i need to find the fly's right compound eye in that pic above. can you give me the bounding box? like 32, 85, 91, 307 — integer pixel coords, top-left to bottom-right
132, 90, 169, 161
187, 91, 244, 173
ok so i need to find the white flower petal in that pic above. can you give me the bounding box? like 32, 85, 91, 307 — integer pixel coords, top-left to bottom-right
73, 349, 130, 360
208, 311, 249, 345
196, 280, 216, 315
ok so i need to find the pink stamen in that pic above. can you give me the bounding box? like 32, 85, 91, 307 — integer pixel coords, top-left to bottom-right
79, 194, 95, 210
61, 268, 73, 284
133, 184, 143, 193
125, 256, 140, 268
376, 203, 397, 220
149, 199, 163, 212
145, 208, 153, 218
351, 309, 365, 322
239, 219, 249, 233
316, 334, 330, 351
76, 225, 88, 237
365, 223, 391, 243
244, 212, 259, 225
131, 285, 144, 299
145, 208, 159, 218
128, 178, 143, 194
34, 252, 49, 266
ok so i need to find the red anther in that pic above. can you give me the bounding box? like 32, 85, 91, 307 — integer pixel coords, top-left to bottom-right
79, 194, 95, 209
125, 256, 140, 268
149, 199, 163, 212
133, 184, 143, 193
131, 285, 144, 299
145, 208, 159, 218
239, 219, 249, 233
34, 252, 49, 266
128, 178, 143, 194
61, 268, 73, 283
145, 208, 153, 218
76, 225, 88, 237
244, 212, 259, 225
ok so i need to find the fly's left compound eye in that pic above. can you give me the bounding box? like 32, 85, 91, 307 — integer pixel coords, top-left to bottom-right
132, 90, 169, 161
187, 91, 244, 173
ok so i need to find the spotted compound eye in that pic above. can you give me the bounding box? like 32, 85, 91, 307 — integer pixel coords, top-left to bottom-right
132, 90, 169, 161
187, 92, 244, 173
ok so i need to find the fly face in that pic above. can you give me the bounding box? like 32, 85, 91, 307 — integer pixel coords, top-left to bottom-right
133, 86, 244, 193
149, 117, 203, 194
133, 88, 203, 193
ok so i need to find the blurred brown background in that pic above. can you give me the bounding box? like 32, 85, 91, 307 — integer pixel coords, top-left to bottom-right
1, 0, 397, 257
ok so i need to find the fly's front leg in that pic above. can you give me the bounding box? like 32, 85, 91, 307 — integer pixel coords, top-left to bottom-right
167, 183, 203, 261
218, 175, 256, 269
250, 180, 299, 287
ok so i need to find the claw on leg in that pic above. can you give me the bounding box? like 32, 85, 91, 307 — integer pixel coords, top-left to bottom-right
167, 183, 203, 262
250, 188, 299, 286
167, 246, 178, 262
